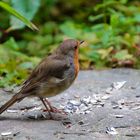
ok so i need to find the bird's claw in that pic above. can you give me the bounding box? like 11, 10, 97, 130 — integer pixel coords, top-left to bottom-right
43, 107, 67, 115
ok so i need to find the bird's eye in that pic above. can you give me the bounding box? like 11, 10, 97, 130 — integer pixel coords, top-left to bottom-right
74, 45, 78, 49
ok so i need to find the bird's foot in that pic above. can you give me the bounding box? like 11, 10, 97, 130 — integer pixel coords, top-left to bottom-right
50, 106, 67, 115
43, 107, 66, 115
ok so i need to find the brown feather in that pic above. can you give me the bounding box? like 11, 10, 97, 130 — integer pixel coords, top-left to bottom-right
0, 93, 22, 114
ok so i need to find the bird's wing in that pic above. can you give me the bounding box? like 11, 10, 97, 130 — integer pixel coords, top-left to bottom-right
20, 56, 70, 96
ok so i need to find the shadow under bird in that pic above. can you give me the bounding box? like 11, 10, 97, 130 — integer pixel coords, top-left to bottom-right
0, 39, 84, 118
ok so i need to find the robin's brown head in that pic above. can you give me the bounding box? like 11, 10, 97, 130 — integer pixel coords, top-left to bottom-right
58, 39, 84, 57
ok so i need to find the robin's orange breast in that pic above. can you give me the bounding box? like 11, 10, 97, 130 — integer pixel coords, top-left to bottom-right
74, 48, 79, 77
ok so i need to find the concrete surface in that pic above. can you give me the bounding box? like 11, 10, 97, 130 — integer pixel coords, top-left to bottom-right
0, 69, 140, 140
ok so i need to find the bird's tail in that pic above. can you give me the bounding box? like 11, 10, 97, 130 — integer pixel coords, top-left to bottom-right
0, 93, 22, 114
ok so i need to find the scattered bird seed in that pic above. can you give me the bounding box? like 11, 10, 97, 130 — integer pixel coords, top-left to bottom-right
101, 95, 110, 100
7, 109, 19, 113
90, 99, 97, 104
1, 131, 20, 137
62, 121, 72, 126
113, 114, 124, 118
61, 95, 107, 114
28, 106, 42, 111
106, 81, 127, 94
106, 127, 118, 135
81, 96, 91, 105
69, 100, 81, 106
112, 81, 126, 90
62, 121, 72, 128
13, 131, 20, 137
1, 131, 12, 136
105, 87, 113, 94
78, 121, 84, 125
85, 110, 91, 114
131, 106, 140, 110
112, 105, 119, 109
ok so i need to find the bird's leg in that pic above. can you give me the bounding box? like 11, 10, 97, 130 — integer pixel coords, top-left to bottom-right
39, 97, 53, 118
44, 98, 66, 115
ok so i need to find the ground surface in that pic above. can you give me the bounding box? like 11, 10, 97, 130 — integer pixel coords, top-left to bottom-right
0, 69, 140, 140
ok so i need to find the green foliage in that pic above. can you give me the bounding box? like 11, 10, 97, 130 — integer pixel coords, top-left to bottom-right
0, 0, 140, 87
0, 1, 38, 31
0, 38, 40, 87
10, 0, 40, 30
57, 0, 140, 68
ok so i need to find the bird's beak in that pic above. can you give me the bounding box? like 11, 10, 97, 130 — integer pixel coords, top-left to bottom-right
79, 40, 84, 45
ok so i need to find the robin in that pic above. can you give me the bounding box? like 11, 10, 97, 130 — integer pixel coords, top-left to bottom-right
0, 39, 84, 118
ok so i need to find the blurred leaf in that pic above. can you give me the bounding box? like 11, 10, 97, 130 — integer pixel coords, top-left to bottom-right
134, 14, 140, 22
60, 21, 82, 38
0, 1, 38, 31
120, 0, 128, 4
88, 14, 104, 22
45, 0, 57, 7
10, 0, 40, 30
19, 62, 34, 69
40, 22, 58, 35
98, 47, 113, 59
110, 14, 119, 27
94, 1, 118, 11
88, 51, 100, 61
0, 45, 9, 64
100, 26, 114, 46
4, 37, 19, 50
114, 50, 133, 60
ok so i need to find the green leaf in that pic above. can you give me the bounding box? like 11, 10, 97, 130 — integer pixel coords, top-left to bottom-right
0, 1, 38, 31
0, 45, 9, 64
60, 21, 82, 38
114, 50, 133, 60
88, 14, 104, 22
4, 37, 19, 50
134, 14, 140, 22
120, 0, 128, 4
100, 25, 114, 46
19, 62, 34, 69
45, 0, 57, 7
10, 0, 40, 30
94, 1, 118, 11
88, 51, 100, 61
110, 14, 119, 27
91, 24, 106, 32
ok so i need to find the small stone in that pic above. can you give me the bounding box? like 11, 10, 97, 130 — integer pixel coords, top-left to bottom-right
131, 86, 136, 89
136, 95, 140, 98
